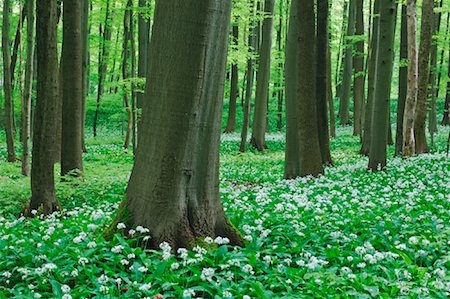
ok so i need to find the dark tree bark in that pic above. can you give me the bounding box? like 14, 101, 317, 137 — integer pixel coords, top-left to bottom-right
110, 0, 243, 249
81, 0, 89, 153
438, 13, 449, 126
10, 5, 26, 90
225, 25, 239, 133
414, 0, 433, 154
353, 0, 364, 136
122, 0, 133, 150
93, 0, 113, 137
28, 0, 60, 215
360, 0, 380, 155
251, 0, 275, 151
2, 0, 16, 162
443, 46, 450, 126
284, 0, 324, 178
368, 0, 396, 171
316, 0, 333, 165
339, 0, 355, 126
396, 5, 408, 156
61, 0, 84, 177
22, 0, 35, 176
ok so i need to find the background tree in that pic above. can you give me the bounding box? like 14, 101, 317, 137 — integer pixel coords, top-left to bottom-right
225, 25, 239, 133
396, 5, 408, 156
353, 0, 364, 136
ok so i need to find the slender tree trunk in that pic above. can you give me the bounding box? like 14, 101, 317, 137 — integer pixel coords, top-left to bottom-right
414, 0, 433, 154
396, 5, 408, 156
317, 0, 333, 165
110, 0, 243, 249
225, 25, 239, 133
339, 0, 355, 126
360, 0, 380, 155
137, 0, 150, 110
28, 0, 60, 215
251, 0, 275, 151
130, 2, 138, 152
428, 0, 443, 136
353, 0, 364, 136
81, 0, 89, 153
437, 13, 449, 125
335, 1, 349, 97
403, 0, 418, 157
123, 0, 133, 150
368, 0, 396, 171
21, 0, 35, 176
93, 0, 113, 137
61, 0, 84, 177
10, 6, 27, 89
240, 17, 257, 153
443, 46, 450, 126
284, 0, 324, 178
275, 2, 284, 132
2, 0, 16, 162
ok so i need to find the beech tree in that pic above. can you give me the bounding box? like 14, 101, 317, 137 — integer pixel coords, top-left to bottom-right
396, 5, 407, 156
28, 0, 60, 215
251, 0, 275, 151
61, 0, 84, 176
284, 0, 324, 178
368, 0, 396, 171
353, 0, 364, 136
2, 0, 16, 162
110, 0, 243, 248
225, 25, 239, 133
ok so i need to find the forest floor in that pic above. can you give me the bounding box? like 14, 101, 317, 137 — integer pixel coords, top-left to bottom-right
0, 126, 449, 298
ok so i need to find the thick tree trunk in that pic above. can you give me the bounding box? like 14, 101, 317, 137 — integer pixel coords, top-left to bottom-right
28, 0, 60, 215
353, 0, 364, 136
316, 0, 333, 165
403, 0, 418, 157
225, 25, 239, 133
396, 5, 408, 156
61, 0, 84, 177
21, 0, 35, 176
2, 0, 16, 162
360, 0, 380, 155
284, 0, 324, 178
81, 0, 89, 153
251, 0, 275, 151
111, 0, 243, 249
368, 0, 396, 171
339, 0, 355, 126
414, 0, 433, 154
93, 0, 113, 137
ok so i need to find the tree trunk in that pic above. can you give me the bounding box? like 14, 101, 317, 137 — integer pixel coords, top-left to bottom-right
360, 0, 380, 155
437, 13, 449, 125
284, 0, 324, 178
123, 0, 133, 150
137, 0, 151, 110
316, 0, 333, 165
339, 0, 355, 126
61, 0, 84, 177
110, 0, 243, 249
353, 0, 364, 136
396, 5, 408, 156
93, 0, 113, 138
414, 0, 433, 154
2, 0, 16, 162
225, 25, 239, 133
239, 22, 257, 153
251, 0, 275, 151
443, 46, 450, 126
368, 0, 396, 171
403, 0, 418, 157
21, 0, 35, 176
81, 0, 89, 153
335, 1, 349, 97
28, 0, 60, 215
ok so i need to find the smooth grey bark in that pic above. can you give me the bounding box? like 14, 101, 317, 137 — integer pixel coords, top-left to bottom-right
414, 0, 433, 154
251, 0, 275, 151
284, 0, 324, 178
2, 0, 16, 162
339, 0, 355, 126
22, 0, 35, 176
122, 0, 133, 150
360, 0, 380, 155
111, 0, 243, 248
317, 0, 333, 165
353, 0, 364, 136
61, 0, 84, 177
28, 0, 60, 215
368, 0, 396, 171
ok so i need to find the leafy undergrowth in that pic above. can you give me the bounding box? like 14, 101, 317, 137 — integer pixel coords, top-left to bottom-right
0, 127, 449, 298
